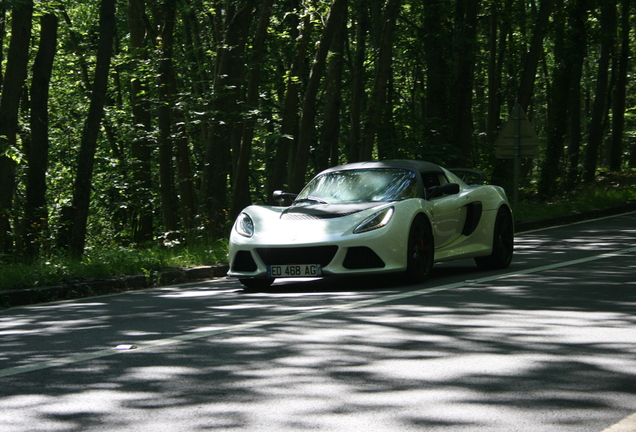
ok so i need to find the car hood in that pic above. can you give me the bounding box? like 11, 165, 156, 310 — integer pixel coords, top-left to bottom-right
236, 202, 393, 245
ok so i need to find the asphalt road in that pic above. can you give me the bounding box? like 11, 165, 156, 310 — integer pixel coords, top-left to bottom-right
1, 212, 635, 431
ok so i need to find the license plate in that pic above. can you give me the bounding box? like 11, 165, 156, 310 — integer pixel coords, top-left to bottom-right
268, 264, 322, 278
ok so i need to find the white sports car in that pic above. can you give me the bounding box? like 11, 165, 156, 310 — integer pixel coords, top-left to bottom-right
228, 160, 513, 289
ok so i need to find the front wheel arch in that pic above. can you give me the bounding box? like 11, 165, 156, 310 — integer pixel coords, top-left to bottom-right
404, 214, 435, 284
239, 277, 275, 291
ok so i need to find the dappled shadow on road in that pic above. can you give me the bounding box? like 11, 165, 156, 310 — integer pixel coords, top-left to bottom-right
1, 217, 636, 431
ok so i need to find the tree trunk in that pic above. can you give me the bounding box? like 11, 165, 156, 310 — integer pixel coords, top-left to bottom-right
539, 1, 570, 198
376, 74, 397, 160
318, 13, 346, 171
565, 0, 588, 190
421, 0, 453, 155
516, 0, 553, 113
200, 0, 256, 236
157, 0, 180, 236
231, 0, 274, 219
156, 1, 198, 235
0, 6, 6, 86
289, 0, 348, 192
61, 0, 116, 258
267, 12, 312, 200
583, 1, 616, 183
182, 7, 213, 184
127, 0, 154, 245
359, 0, 402, 161
0, 0, 33, 255
448, 0, 481, 165
174, 111, 198, 233
486, 1, 501, 144
608, 0, 630, 172
347, 1, 369, 163
61, 7, 120, 159
23, 12, 58, 260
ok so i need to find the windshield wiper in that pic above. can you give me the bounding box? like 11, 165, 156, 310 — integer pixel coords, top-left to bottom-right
294, 196, 331, 205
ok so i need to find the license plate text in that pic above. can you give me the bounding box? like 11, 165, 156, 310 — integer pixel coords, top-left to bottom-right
268, 264, 322, 278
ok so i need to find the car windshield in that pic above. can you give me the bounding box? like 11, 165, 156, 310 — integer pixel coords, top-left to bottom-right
295, 168, 418, 204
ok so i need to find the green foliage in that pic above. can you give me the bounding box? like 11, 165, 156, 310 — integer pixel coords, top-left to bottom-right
3, 0, 636, 265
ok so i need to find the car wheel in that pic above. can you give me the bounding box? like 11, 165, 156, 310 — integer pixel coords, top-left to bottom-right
475, 206, 514, 270
239, 278, 275, 291
405, 216, 434, 283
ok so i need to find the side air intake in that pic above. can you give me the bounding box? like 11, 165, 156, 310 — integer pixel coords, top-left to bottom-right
343, 247, 385, 269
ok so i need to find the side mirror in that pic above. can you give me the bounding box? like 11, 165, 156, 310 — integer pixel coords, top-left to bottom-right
440, 183, 460, 195
273, 190, 297, 203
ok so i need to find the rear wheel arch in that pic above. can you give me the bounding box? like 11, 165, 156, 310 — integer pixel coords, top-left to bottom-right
475, 204, 514, 270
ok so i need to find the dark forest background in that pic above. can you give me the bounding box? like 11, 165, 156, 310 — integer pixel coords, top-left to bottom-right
1, 0, 635, 262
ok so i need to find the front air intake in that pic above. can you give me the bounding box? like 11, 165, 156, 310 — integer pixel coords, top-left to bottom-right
256, 246, 338, 266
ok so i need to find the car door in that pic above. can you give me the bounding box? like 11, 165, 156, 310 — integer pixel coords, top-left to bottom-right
422, 172, 467, 248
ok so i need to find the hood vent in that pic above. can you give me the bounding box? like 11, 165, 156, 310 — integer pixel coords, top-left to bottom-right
280, 202, 382, 221
281, 211, 358, 221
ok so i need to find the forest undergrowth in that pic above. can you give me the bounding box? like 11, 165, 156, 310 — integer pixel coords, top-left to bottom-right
515, 170, 636, 222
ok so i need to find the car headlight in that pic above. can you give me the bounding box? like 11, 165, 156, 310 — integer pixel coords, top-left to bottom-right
354, 207, 394, 234
235, 212, 254, 237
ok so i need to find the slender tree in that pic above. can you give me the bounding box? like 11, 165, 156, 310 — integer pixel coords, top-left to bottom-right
583, 1, 616, 183
539, 0, 571, 197
448, 0, 481, 164
156, 0, 198, 236
609, 0, 630, 171
422, 0, 450, 152
289, 0, 348, 192
347, 0, 369, 163
231, 0, 275, 219
317, 12, 346, 171
268, 10, 312, 199
486, 0, 502, 144
59, 0, 116, 258
23, 11, 58, 259
516, 0, 553, 113
0, 5, 5, 86
0, 0, 33, 255
565, 0, 589, 190
127, 0, 155, 245
156, 0, 180, 237
200, 0, 257, 235
359, 0, 402, 161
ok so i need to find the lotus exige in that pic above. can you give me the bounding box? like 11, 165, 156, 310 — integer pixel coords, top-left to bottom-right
228, 160, 514, 289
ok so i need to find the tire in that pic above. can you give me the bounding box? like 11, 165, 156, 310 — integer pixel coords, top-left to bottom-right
475, 206, 514, 270
404, 216, 434, 284
239, 278, 275, 291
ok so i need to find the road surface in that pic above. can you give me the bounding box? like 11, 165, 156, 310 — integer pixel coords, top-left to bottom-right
1, 212, 635, 431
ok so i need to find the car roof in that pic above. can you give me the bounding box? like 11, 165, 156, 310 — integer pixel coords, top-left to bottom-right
318, 159, 445, 175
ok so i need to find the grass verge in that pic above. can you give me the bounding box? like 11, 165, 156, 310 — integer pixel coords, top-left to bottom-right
0, 241, 228, 291
513, 171, 636, 222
